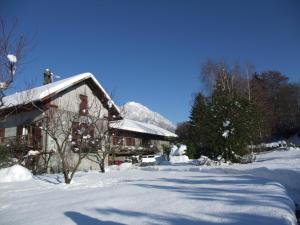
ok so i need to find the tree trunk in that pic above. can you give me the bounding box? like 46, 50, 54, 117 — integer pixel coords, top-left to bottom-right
100, 162, 105, 173
63, 170, 71, 184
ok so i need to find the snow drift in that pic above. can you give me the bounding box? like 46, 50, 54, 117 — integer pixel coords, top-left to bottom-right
169, 155, 190, 163
108, 162, 133, 171
0, 165, 33, 183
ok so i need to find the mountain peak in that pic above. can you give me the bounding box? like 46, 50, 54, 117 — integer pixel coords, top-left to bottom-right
121, 102, 176, 132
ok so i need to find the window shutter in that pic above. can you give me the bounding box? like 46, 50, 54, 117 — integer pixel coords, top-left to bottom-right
89, 125, 95, 138
33, 126, 42, 138
0, 128, 4, 143
79, 95, 88, 116
17, 126, 23, 136
72, 122, 80, 138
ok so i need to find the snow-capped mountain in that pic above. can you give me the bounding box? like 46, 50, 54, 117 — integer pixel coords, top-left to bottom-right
120, 102, 176, 132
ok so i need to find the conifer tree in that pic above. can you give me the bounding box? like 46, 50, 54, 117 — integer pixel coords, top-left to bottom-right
189, 61, 260, 162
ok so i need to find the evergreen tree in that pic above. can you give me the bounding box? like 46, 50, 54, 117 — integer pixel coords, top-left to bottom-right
189, 66, 260, 162
189, 92, 215, 158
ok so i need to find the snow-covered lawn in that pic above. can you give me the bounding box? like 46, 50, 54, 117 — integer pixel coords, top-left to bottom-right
0, 149, 299, 225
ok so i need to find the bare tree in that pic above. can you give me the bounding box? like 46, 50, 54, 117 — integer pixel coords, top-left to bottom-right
87, 119, 121, 173
85, 93, 124, 173
38, 94, 115, 184
245, 63, 255, 102
0, 18, 29, 107
201, 60, 255, 99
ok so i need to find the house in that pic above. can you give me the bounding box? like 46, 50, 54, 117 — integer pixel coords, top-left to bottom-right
0, 70, 176, 172
109, 119, 177, 163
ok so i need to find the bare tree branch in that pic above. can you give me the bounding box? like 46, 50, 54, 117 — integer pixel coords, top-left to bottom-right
0, 17, 30, 107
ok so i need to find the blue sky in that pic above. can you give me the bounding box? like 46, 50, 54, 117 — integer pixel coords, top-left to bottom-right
1, 0, 299, 124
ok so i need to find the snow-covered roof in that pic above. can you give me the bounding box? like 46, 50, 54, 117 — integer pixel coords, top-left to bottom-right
110, 119, 177, 138
1, 72, 120, 114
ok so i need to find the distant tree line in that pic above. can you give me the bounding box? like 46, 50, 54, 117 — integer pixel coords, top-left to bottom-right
176, 60, 300, 161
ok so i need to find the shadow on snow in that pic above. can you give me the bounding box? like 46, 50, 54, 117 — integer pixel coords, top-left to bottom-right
65, 211, 125, 225
64, 173, 295, 225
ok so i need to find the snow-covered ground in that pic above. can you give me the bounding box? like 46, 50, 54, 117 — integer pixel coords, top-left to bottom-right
149, 149, 300, 205
0, 149, 299, 225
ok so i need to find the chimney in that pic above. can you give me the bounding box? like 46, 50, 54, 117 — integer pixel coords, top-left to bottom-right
43, 68, 53, 85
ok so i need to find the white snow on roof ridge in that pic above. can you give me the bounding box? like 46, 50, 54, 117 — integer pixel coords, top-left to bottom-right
38, 72, 91, 99
110, 118, 177, 138
1, 72, 120, 113
87, 73, 120, 114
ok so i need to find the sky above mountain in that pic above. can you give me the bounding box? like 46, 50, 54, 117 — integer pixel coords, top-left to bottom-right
1, 0, 299, 124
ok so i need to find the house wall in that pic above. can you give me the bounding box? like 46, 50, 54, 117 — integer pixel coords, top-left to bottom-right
78, 154, 108, 171
45, 82, 110, 172
47, 152, 108, 173
51, 82, 108, 117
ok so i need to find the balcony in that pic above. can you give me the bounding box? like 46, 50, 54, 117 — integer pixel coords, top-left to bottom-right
113, 144, 159, 156
0, 135, 42, 151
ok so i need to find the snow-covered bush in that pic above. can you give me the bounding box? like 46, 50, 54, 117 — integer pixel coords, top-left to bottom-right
169, 144, 187, 156
236, 153, 256, 164
196, 155, 224, 166
169, 145, 190, 163
252, 140, 288, 152
0, 146, 12, 168
197, 156, 209, 165
0, 145, 19, 168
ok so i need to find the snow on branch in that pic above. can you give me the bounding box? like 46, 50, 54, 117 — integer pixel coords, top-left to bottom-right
0, 17, 30, 107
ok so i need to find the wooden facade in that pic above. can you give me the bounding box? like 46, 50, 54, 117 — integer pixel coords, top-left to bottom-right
108, 128, 171, 163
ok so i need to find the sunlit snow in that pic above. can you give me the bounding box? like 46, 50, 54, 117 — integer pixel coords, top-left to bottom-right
7, 54, 17, 63
0, 149, 299, 225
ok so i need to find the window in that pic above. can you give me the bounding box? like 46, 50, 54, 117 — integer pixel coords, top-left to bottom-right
79, 95, 88, 116
22, 127, 28, 136
113, 136, 123, 146
32, 126, 42, 146
72, 122, 94, 139
4, 127, 17, 137
125, 137, 135, 146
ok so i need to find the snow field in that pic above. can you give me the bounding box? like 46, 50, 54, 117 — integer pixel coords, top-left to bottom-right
0, 169, 296, 225
0, 149, 299, 225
